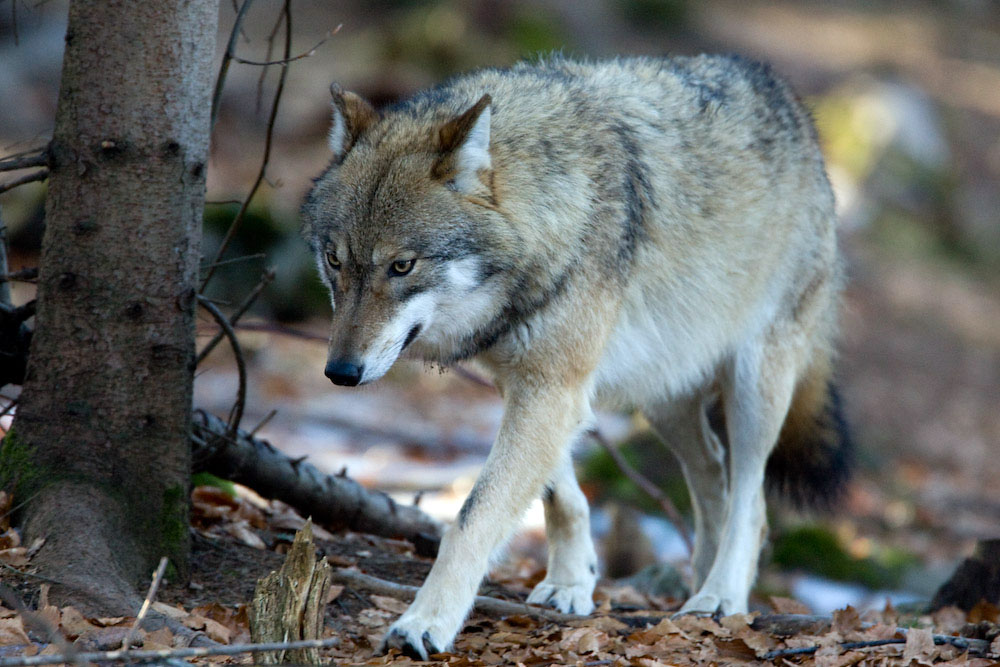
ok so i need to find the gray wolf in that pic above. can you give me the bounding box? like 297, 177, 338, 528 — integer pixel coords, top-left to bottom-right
301, 54, 851, 660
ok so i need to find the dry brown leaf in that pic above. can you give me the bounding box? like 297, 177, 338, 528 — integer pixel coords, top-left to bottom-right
0, 547, 28, 567
816, 649, 866, 667
574, 615, 628, 633
634, 658, 671, 667
833, 605, 862, 635
715, 637, 759, 660
326, 584, 344, 604
224, 520, 266, 549
143, 626, 175, 648
26, 538, 44, 557
770, 595, 812, 614
674, 614, 729, 637
203, 617, 232, 644
182, 614, 207, 630
720, 612, 756, 633
357, 608, 393, 628
370, 595, 410, 615
93, 616, 127, 627
150, 601, 187, 620
649, 616, 685, 637
0, 528, 20, 550
903, 627, 937, 664
59, 606, 99, 638
0, 617, 31, 646
991, 635, 1000, 657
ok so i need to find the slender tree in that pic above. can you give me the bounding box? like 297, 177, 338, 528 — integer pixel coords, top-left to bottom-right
1, 0, 217, 613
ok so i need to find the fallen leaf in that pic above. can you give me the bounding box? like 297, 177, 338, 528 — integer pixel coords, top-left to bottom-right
143, 626, 174, 648
370, 595, 409, 615
0, 617, 31, 646
968, 600, 1000, 624
151, 602, 187, 620
93, 616, 127, 627
991, 635, 1000, 656
224, 520, 266, 549
59, 606, 99, 638
720, 612, 756, 633
0, 547, 28, 567
203, 617, 232, 644
903, 627, 937, 664
0, 528, 20, 549
326, 584, 344, 604
26, 538, 44, 557
833, 605, 862, 635
770, 595, 812, 614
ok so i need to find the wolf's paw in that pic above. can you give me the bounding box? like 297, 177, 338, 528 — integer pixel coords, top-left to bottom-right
381, 614, 453, 661
672, 591, 740, 619
527, 579, 596, 615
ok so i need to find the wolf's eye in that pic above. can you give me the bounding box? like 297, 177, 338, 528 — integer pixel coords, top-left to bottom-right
389, 258, 416, 276
326, 251, 341, 270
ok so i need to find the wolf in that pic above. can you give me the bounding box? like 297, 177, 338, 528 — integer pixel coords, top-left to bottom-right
301, 54, 851, 659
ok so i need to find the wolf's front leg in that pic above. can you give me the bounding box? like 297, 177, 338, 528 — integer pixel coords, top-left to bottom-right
526, 454, 598, 614
382, 382, 592, 660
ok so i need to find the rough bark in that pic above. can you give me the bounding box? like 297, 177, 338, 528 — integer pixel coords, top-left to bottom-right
192, 410, 443, 554
250, 521, 332, 665
2, 0, 217, 615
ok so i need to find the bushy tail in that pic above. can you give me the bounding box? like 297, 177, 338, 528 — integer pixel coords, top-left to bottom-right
765, 357, 853, 508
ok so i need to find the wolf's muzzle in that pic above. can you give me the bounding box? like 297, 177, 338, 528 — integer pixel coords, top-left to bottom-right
325, 359, 363, 386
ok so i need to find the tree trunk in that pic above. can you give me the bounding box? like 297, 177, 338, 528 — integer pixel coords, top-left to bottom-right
1, 0, 217, 615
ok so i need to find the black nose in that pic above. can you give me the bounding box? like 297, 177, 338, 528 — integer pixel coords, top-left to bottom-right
324, 360, 363, 386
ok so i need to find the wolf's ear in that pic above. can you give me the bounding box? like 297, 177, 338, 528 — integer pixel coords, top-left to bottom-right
329, 84, 378, 162
435, 94, 492, 195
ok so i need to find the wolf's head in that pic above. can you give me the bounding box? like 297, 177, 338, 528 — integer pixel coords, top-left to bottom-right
301, 86, 511, 386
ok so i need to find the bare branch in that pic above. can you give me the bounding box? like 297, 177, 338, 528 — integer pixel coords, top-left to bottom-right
0, 169, 48, 195
199, 252, 266, 272
231, 25, 339, 66
196, 295, 247, 437
196, 267, 275, 364
589, 428, 693, 556
211, 0, 255, 129
0, 148, 48, 173
201, 2, 290, 292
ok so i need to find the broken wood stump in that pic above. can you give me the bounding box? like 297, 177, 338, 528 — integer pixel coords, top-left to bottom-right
249, 519, 332, 664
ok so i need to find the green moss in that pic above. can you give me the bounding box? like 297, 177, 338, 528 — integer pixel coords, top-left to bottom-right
191, 472, 236, 497
158, 484, 188, 556
0, 428, 43, 499
771, 524, 918, 589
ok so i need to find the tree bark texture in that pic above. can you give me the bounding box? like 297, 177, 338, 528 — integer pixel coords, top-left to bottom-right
2, 0, 217, 614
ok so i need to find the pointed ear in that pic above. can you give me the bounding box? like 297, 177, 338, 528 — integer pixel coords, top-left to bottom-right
435, 94, 492, 195
328, 84, 379, 162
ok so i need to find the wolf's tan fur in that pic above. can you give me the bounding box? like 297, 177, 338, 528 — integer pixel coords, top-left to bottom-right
302, 54, 849, 659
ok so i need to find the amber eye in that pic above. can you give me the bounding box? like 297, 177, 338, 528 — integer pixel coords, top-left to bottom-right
326, 251, 340, 270
389, 258, 416, 276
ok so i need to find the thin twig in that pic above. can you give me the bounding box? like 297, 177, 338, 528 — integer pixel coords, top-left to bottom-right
0, 212, 10, 306
211, 0, 256, 129
200, 1, 290, 293
255, 7, 285, 114
0, 399, 17, 419
196, 296, 247, 438
0, 149, 47, 173
0, 561, 62, 584
0, 169, 47, 195
196, 268, 275, 364
248, 408, 277, 437
330, 568, 581, 624
231, 25, 339, 66
0, 636, 341, 667
120, 557, 169, 652
589, 428, 693, 556
453, 364, 495, 389
236, 321, 326, 341
199, 252, 266, 272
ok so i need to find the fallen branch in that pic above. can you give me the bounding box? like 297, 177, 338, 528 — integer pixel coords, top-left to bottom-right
761, 633, 993, 661
191, 410, 443, 552
0, 636, 341, 667
329, 568, 581, 624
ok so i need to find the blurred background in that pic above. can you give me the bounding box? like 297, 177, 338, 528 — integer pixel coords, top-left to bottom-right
1, 0, 999, 614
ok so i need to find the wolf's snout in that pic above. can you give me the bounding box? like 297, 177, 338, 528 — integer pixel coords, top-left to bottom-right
325, 359, 363, 386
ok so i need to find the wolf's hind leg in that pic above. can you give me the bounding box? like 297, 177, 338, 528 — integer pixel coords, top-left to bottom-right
678, 332, 800, 616
526, 453, 599, 614
646, 393, 728, 589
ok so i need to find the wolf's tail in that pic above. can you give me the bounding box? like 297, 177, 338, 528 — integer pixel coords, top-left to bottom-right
764, 356, 853, 507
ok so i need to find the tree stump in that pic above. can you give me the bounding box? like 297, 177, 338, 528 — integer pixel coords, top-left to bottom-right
930, 539, 1000, 611
249, 520, 332, 664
